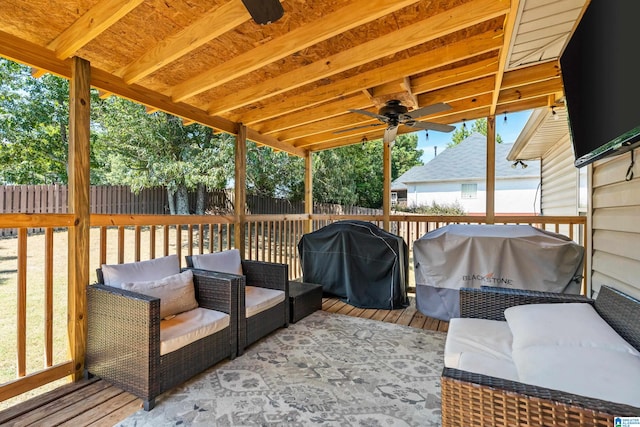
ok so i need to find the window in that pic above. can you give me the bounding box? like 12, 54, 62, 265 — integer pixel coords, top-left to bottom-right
391, 192, 398, 205
461, 183, 477, 199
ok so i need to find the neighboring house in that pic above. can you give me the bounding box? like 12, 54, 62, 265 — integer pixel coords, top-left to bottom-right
392, 133, 541, 215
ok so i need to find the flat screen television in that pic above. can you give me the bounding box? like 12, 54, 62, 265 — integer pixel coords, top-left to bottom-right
560, 0, 640, 168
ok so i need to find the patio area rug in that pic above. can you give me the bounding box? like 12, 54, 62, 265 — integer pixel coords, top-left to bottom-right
117, 310, 446, 426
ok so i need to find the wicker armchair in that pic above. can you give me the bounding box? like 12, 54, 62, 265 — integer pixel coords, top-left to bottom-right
86, 267, 239, 411
441, 286, 640, 426
186, 255, 289, 355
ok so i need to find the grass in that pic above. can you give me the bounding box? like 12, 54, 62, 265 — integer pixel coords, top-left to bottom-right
0, 224, 417, 411
0, 226, 190, 410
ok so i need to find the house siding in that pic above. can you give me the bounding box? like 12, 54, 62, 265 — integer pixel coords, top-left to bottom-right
591, 152, 640, 299
541, 136, 578, 215
406, 177, 540, 215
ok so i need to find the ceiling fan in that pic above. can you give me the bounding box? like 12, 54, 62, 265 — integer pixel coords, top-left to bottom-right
342, 100, 456, 143
241, 0, 284, 25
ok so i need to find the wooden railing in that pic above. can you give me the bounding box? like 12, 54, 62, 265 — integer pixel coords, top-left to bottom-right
0, 212, 586, 407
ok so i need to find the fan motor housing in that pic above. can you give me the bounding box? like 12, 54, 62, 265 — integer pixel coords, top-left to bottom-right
378, 100, 408, 118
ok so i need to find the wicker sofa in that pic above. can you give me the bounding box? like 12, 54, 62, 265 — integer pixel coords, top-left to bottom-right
186, 250, 289, 355
441, 286, 640, 426
86, 256, 239, 411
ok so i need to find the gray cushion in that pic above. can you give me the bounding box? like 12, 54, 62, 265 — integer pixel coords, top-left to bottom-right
101, 254, 180, 288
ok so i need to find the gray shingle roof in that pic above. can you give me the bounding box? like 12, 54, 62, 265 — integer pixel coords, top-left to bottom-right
392, 133, 540, 189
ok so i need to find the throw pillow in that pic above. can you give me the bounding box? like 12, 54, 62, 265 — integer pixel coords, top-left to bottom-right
121, 269, 198, 319
505, 302, 639, 355
101, 254, 180, 288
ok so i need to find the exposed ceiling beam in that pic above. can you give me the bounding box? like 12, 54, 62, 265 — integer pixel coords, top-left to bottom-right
500, 60, 560, 89
210, 0, 509, 116
498, 77, 563, 104
245, 128, 307, 157
410, 56, 499, 94
47, 0, 145, 59
1, 29, 238, 136
119, 0, 251, 84
260, 93, 372, 136
489, 0, 520, 115
171, 0, 421, 102
238, 31, 502, 126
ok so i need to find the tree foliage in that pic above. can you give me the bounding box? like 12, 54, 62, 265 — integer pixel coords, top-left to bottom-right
93, 96, 235, 214
448, 118, 503, 147
246, 143, 304, 201
313, 134, 423, 208
0, 59, 103, 184
0, 58, 426, 211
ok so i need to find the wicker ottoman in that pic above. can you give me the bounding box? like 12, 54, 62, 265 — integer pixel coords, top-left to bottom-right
289, 281, 323, 323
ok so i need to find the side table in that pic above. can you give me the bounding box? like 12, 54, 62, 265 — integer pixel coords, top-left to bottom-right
289, 281, 323, 323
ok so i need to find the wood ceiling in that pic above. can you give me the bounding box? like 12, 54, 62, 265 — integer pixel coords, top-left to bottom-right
0, 0, 581, 157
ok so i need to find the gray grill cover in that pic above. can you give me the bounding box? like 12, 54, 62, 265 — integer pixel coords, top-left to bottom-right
298, 220, 409, 309
414, 224, 584, 321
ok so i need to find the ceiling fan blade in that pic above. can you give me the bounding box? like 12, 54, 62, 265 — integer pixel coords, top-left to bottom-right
241, 0, 284, 25
406, 120, 456, 133
333, 123, 382, 134
348, 108, 389, 122
383, 126, 398, 144
405, 102, 452, 119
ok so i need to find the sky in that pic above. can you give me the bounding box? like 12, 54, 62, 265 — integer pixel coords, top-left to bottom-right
414, 109, 533, 163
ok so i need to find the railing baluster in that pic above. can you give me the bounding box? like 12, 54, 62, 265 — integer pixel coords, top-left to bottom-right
99, 226, 107, 266
150, 225, 156, 259
117, 226, 125, 264
135, 225, 141, 262
45, 227, 53, 367
17, 228, 27, 377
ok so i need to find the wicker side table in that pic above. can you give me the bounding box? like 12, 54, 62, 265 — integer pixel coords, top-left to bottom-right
289, 281, 323, 323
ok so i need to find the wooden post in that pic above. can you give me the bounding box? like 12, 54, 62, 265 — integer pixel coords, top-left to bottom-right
68, 57, 90, 381
383, 140, 392, 231
486, 115, 496, 224
304, 151, 313, 234
234, 124, 247, 257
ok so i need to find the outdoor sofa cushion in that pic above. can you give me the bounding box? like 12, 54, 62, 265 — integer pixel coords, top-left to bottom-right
121, 269, 198, 319
444, 317, 518, 381
504, 302, 640, 355
159, 307, 230, 355
101, 254, 181, 288
189, 249, 243, 276
445, 302, 640, 407
188, 249, 285, 318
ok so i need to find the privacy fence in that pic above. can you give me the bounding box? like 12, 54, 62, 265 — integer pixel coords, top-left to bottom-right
0, 185, 381, 236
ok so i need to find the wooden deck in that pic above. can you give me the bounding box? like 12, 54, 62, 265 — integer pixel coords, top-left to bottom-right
0, 296, 447, 426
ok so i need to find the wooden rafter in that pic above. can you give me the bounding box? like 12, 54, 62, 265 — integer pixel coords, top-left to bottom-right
209, 0, 509, 116
171, 0, 421, 102
47, 0, 145, 59
1, 0, 580, 156
119, 0, 251, 84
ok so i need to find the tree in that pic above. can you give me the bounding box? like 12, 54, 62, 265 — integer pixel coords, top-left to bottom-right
448, 118, 503, 147
0, 59, 103, 184
246, 143, 304, 201
93, 97, 234, 214
313, 133, 423, 208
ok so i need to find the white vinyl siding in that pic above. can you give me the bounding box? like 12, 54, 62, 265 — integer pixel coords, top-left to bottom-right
590, 152, 640, 300
541, 136, 578, 216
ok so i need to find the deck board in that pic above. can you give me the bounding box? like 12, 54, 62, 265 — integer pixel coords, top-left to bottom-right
0, 296, 447, 425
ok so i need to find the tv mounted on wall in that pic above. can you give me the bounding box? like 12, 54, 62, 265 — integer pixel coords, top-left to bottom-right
560, 0, 640, 168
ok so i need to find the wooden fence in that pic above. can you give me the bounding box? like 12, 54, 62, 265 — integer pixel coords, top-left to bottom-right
0, 185, 381, 236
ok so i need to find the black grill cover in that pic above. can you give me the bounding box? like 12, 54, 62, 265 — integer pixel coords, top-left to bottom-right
298, 220, 409, 309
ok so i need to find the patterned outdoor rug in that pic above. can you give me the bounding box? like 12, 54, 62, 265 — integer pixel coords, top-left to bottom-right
117, 310, 446, 426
